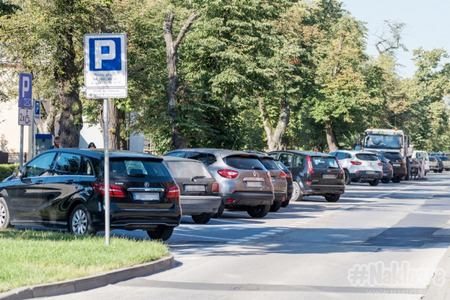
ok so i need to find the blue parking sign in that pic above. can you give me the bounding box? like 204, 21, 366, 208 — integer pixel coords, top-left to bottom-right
18, 73, 32, 108
84, 33, 127, 99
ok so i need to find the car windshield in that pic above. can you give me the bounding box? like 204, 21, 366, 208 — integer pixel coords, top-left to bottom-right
364, 134, 402, 149
439, 156, 449, 161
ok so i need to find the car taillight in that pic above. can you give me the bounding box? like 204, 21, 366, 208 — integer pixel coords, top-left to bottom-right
212, 181, 220, 192
389, 165, 393, 170
378, 162, 383, 166
218, 169, 239, 178
166, 185, 180, 198
279, 171, 286, 179
306, 156, 314, 174
284, 172, 292, 179
92, 183, 126, 198
350, 161, 362, 165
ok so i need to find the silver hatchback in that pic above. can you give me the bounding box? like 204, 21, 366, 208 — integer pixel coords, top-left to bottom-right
164, 149, 274, 218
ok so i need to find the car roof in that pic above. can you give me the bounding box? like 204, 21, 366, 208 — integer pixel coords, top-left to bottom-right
269, 150, 334, 157
43, 148, 163, 161
167, 148, 260, 159
160, 156, 203, 163
333, 150, 377, 155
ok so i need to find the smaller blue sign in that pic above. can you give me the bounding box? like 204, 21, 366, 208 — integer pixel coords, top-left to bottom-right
18, 73, 32, 108
34, 100, 40, 116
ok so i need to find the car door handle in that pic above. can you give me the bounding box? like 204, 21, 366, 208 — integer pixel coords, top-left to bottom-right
65, 180, 74, 184
35, 180, 43, 184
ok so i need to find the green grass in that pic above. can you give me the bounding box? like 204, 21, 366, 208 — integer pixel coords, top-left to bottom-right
0, 228, 169, 293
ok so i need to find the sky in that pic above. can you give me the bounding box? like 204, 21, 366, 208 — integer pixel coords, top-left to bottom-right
340, 0, 450, 78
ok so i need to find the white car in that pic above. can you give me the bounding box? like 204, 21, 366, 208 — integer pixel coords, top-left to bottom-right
412, 150, 430, 175
329, 150, 383, 186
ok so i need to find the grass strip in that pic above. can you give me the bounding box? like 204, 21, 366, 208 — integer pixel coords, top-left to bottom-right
0, 228, 169, 293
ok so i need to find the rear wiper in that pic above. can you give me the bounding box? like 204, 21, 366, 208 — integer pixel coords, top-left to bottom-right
191, 175, 206, 181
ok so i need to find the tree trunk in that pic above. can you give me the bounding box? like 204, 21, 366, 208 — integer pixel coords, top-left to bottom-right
325, 119, 339, 152
259, 98, 290, 151
99, 100, 126, 150
163, 12, 197, 149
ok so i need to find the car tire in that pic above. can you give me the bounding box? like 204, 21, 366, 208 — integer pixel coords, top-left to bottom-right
281, 198, 290, 208
291, 181, 303, 201
391, 177, 401, 183
439, 169, 443, 173
270, 200, 282, 212
211, 202, 224, 218
369, 179, 379, 186
344, 170, 351, 185
324, 194, 340, 202
69, 204, 96, 235
192, 213, 212, 224
247, 204, 270, 218
381, 178, 390, 184
147, 226, 174, 241
0, 198, 11, 228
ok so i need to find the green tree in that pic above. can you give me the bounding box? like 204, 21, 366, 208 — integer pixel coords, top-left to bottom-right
0, 0, 112, 147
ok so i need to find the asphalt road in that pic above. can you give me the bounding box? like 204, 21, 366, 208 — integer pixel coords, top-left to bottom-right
41, 172, 450, 300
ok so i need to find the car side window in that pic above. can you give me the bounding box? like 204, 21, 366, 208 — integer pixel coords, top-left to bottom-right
24, 152, 57, 177
187, 152, 217, 166
54, 153, 82, 175
80, 157, 95, 176
292, 155, 304, 168
279, 153, 292, 167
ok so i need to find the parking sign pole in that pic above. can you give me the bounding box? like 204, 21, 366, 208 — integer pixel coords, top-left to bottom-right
104, 98, 110, 246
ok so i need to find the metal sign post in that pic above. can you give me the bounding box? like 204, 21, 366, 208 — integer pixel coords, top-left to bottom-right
84, 33, 127, 245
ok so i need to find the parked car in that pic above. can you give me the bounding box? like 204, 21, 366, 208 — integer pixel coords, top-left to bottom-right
162, 156, 222, 224
0, 149, 181, 240
268, 150, 345, 202
373, 152, 393, 183
273, 160, 294, 207
412, 150, 430, 175
429, 156, 444, 173
437, 156, 450, 171
164, 149, 274, 218
381, 152, 408, 183
329, 150, 383, 186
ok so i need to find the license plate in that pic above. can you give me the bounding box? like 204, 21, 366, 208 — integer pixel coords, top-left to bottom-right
133, 193, 160, 201
393, 163, 400, 167
322, 174, 336, 179
246, 181, 263, 188
184, 185, 206, 192
366, 171, 375, 174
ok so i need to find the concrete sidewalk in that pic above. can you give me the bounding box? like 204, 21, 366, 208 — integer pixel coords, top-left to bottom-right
0, 255, 174, 300
423, 246, 450, 300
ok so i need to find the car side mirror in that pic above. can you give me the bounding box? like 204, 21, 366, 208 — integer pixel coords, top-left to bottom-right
13, 168, 25, 180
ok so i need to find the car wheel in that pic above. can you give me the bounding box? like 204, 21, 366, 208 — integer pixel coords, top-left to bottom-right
281, 198, 290, 208
147, 226, 174, 241
391, 177, 401, 183
192, 213, 212, 224
344, 170, 351, 185
439, 169, 443, 173
69, 204, 96, 235
381, 178, 389, 184
291, 181, 303, 201
324, 194, 340, 202
270, 200, 282, 212
247, 204, 270, 218
0, 198, 11, 228
211, 202, 224, 218
369, 179, 379, 186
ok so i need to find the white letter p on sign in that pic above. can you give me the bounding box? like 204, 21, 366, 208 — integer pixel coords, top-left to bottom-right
22, 76, 30, 98
94, 40, 116, 69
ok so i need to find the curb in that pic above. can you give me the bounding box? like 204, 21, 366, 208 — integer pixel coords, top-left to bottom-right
423, 247, 450, 300
0, 255, 174, 300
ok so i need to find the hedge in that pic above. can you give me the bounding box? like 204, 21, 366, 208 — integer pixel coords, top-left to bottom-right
0, 164, 19, 181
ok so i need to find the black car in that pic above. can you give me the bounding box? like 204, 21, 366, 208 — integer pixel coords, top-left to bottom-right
0, 149, 181, 240
274, 160, 293, 207
268, 150, 345, 202
382, 152, 407, 183
162, 156, 222, 224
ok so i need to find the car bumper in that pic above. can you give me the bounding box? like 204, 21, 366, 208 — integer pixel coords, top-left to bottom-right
304, 184, 345, 196
221, 192, 274, 207
350, 171, 382, 181
179, 195, 222, 215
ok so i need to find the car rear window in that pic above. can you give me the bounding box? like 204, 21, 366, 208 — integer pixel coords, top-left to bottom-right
356, 154, 378, 161
259, 158, 279, 171
165, 161, 212, 178
110, 160, 171, 177
440, 156, 449, 161
311, 156, 339, 168
224, 156, 265, 170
